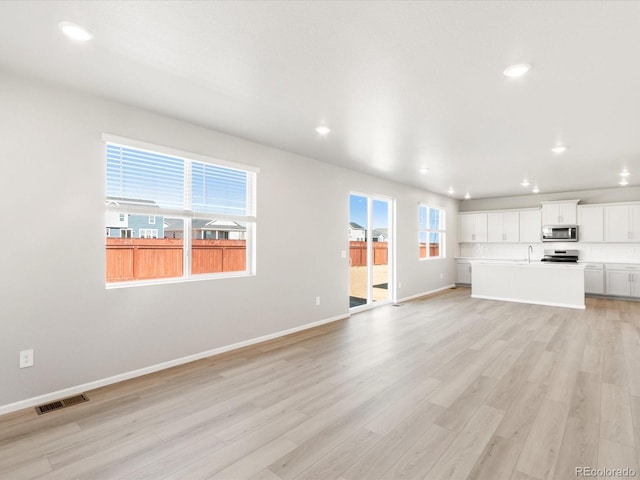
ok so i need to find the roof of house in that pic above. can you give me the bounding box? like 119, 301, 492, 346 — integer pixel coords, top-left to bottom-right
349, 222, 364, 230
106, 196, 159, 208
373, 228, 388, 239
164, 219, 246, 232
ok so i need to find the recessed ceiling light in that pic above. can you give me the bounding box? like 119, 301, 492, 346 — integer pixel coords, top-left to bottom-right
447, 187, 454, 194
464, 193, 471, 200
315, 125, 330, 135
419, 167, 430, 174
619, 179, 629, 186
620, 171, 631, 177
58, 21, 93, 42
521, 179, 530, 187
551, 146, 567, 154
503, 63, 531, 78
532, 186, 540, 194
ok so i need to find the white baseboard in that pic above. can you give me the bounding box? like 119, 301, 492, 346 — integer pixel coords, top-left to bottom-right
397, 284, 455, 303
471, 294, 585, 310
0, 313, 350, 416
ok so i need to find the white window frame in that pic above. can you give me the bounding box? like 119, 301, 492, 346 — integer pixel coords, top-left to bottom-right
148, 215, 156, 225
139, 228, 159, 239
120, 229, 133, 238
104, 134, 259, 288
419, 204, 446, 260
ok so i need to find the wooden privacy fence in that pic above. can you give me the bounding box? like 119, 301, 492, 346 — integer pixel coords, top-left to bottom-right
106, 238, 246, 282
420, 243, 441, 258
350, 242, 388, 266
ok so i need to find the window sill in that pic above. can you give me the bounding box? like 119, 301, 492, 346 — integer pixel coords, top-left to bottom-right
106, 270, 254, 289
419, 256, 446, 261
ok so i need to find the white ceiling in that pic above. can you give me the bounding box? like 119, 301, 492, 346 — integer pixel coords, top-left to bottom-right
0, 1, 639, 199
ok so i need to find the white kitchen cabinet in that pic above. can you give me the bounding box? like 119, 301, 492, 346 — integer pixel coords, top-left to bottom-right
578, 205, 604, 242
541, 200, 579, 225
605, 264, 640, 297
519, 209, 542, 243
458, 213, 487, 243
584, 264, 604, 294
604, 204, 640, 242
487, 211, 519, 243
457, 260, 472, 285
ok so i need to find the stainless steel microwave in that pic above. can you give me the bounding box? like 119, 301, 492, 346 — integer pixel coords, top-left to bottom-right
541, 225, 579, 242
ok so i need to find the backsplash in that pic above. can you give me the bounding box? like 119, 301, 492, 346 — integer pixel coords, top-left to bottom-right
459, 243, 640, 263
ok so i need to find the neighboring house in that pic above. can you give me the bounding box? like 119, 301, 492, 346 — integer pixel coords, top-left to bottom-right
105, 196, 163, 238
349, 222, 366, 241
164, 219, 246, 240
373, 228, 388, 242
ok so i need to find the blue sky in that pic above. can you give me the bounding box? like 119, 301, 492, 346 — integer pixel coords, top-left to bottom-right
349, 195, 389, 230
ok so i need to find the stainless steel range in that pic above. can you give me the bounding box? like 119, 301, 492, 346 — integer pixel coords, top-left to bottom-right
540, 249, 579, 263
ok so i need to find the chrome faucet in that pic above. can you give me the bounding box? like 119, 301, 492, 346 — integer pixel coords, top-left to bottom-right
528, 245, 533, 264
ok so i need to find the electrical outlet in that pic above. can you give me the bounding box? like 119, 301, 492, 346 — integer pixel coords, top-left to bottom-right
316, 296, 321, 306
440, 273, 444, 279
340, 250, 347, 258
398, 282, 402, 289
19, 349, 34, 369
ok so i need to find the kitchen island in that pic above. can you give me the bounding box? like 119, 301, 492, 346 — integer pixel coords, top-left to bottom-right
470, 260, 586, 309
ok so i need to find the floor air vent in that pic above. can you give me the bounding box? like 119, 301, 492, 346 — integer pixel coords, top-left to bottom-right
35, 394, 89, 415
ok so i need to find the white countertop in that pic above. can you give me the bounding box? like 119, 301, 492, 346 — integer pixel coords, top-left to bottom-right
468, 259, 585, 269
456, 257, 640, 266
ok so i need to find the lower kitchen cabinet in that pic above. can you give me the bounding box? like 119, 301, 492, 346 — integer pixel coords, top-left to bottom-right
584, 265, 605, 294
457, 261, 472, 285
605, 264, 640, 297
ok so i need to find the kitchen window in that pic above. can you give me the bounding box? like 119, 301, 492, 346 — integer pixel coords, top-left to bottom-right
419, 205, 446, 259
104, 134, 258, 286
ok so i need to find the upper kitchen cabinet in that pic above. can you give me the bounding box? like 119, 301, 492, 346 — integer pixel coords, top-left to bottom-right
459, 212, 488, 243
605, 203, 640, 242
541, 200, 579, 225
487, 211, 520, 243
578, 205, 604, 242
519, 209, 542, 243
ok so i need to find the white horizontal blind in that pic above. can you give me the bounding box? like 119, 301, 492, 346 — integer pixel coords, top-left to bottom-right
191, 161, 250, 216
106, 143, 255, 217
106, 144, 185, 210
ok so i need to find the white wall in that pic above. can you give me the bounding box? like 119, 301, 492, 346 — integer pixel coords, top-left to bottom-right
459, 186, 640, 212
0, 71, 458, 409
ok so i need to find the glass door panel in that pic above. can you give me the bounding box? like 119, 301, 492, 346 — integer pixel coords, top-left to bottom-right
349, 195, 369, 308
372, 199, 390, 303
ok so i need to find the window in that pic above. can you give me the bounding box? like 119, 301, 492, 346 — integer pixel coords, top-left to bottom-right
120, 229, 132, 238
139, 229, 159, 239
119, 213, 125, 222
104, 135, 257, 285
419, 205, 446, 259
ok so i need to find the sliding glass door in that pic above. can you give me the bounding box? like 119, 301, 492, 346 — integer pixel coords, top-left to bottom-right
349, 194, 393, 310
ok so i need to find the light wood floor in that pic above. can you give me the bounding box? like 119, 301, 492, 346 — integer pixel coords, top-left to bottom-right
2, 288, 640, 480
